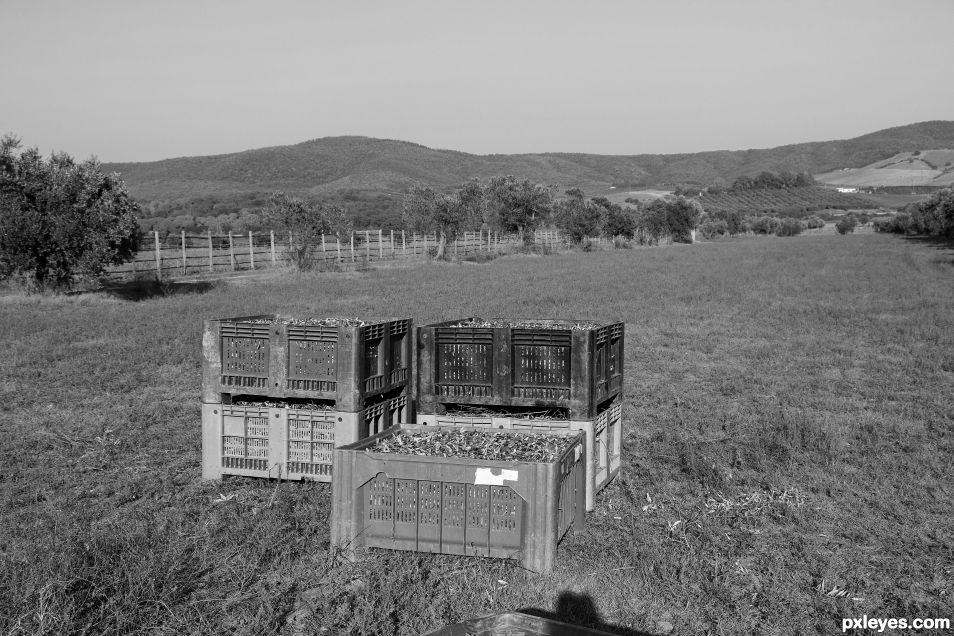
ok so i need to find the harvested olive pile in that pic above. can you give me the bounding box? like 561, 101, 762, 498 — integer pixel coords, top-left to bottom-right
239, 317, 380, 327
367, 429, 572, 462
451, 318, 599, 330
233, 399, 331, 411
446, 405, 568, 420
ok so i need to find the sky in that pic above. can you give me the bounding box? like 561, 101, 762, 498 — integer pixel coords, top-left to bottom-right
2, 0, 953, 162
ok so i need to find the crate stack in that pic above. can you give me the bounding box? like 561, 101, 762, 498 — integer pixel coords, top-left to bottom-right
415, 318, 624, 511
200, 314, 412, 481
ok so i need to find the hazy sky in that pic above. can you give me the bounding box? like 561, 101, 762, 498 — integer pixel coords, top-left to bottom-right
2, 0, 952, 162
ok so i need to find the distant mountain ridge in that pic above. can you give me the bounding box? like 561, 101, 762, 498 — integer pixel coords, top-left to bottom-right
103, 121, 954, 200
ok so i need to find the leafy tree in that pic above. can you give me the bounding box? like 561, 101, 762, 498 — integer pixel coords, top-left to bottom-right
794, 172, 815, 187
456, 178, 487, 228
591, 197, 637, 238
645, 196, 702, 243
486, 176, 553, 244
263, 192, 352, 269
636, 202, 670, 245
401, 184, 481, 259
0, 135, 140, 289
553, 189, 601, 243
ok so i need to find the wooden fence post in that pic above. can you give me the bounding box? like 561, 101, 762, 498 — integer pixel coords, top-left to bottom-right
378, 229, 383, 259
454, 236, 458, 259
337, 236, 342, 263
154, 231, 161, 278
390, 229, 394, 257
402, 230, 406, 257
208, 230, 214, 272
365, 230, 371, 260
228, 231, 235, 271
180, 230, 187, 274
249, 231, 255, 269
270, 231, 276, 265
351, 232, 355, 262
423, 233, 427, 258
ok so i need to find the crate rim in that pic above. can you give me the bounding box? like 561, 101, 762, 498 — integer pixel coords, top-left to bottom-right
208, 314, 408, 326
336, 423, 583, 468
423, 317, 623, 330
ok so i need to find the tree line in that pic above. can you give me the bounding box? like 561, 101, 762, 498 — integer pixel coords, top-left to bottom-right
400, 178, 707, 258
673, 170, 816, 197
137, 189, 402, 235
875, 188, 954, 237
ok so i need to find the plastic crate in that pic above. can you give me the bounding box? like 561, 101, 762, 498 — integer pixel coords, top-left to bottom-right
423, 612, 616, 636
417, 318, 623, 419
331, 424, 585, 573
417, 398, 622, 512
202, 314, 412, 410
200, 394, 411, 481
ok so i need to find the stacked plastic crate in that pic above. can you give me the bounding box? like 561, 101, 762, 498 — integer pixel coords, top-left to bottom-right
415, 318, 624, 511
200, 314, 412, 481
331, 423, 587, 573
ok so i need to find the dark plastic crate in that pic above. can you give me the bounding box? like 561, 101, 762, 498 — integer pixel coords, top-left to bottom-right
417, 318, 623, 419
331, 424, 586, 573
417, 397, 622, 511
423, 612, 616, 636
200, 393, 411, 481
202, 314, 411, 410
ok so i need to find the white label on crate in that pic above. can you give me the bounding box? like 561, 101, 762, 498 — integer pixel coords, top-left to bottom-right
474, 468, 519, 485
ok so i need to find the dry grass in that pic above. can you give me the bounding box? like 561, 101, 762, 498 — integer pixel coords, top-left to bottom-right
1, 233, 952, 635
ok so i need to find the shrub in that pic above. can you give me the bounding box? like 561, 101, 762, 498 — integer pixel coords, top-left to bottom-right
775, 218, 806, 237
835, 217, 857, 234
698, 219, 729, 239
749, 215, 780, 235
804, 215, 826, 229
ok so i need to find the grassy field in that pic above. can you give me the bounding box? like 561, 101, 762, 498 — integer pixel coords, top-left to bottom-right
1, 233, 952, 635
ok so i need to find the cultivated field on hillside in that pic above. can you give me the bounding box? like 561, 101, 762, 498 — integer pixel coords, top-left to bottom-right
696, 186, 878, 215
1, 234, 952, 635
816, 150, 954, 188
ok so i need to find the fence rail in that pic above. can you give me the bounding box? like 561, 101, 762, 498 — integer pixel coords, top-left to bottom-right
108, 229, 567, 277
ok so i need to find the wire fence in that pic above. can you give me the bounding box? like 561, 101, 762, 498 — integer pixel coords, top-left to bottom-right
107, 229, 570, 278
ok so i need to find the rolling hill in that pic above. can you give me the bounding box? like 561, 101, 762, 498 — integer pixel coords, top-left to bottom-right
815, 149, 954, 187
104, 121, 954, 202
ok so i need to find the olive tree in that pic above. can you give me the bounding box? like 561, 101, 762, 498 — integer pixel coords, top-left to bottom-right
486, 176, 553, 244
263, 192, 352, 269
0, 135, 140, 290
402, 181, 484, 259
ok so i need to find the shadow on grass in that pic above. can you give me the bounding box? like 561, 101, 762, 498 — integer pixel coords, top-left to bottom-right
517, 591, 653, 636
900, 234, 954, 267
901, 234, 954, 250
96, 277, 218, 301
